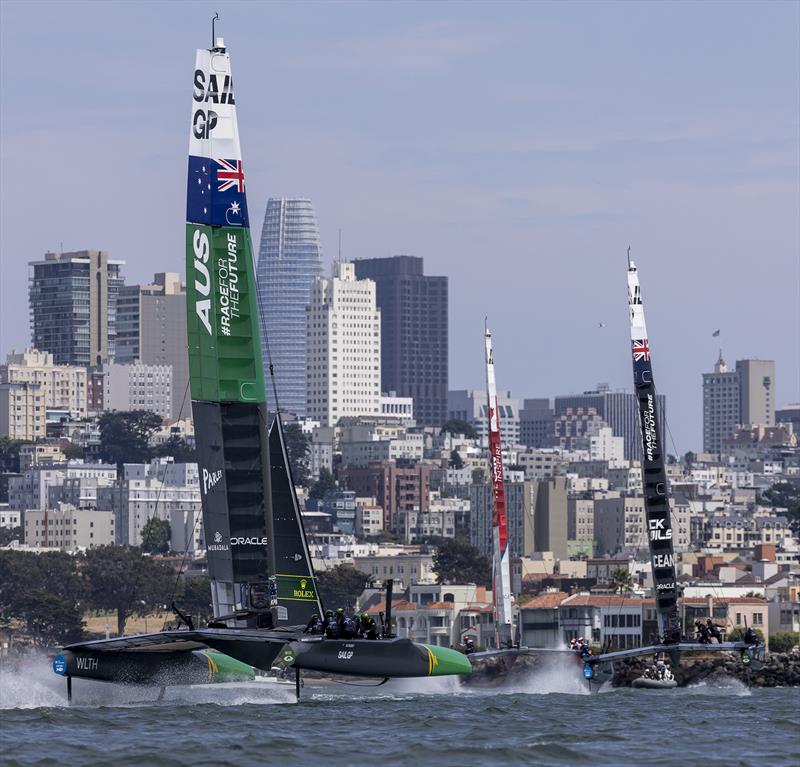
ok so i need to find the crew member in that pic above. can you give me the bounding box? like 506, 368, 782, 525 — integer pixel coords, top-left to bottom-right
303, 613, 323, 635
361, 612, 378, 640
706, 618, 723, 644
323, 609, 340, 639
695, 620, 711, 644
744, 626, 759, 645
340, 612, 357, 640
464, 637, 476, 654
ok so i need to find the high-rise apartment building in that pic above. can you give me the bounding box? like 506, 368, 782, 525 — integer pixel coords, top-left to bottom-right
257, 198, 323, 416
702, 354, 775, 453
0, 382, 45, 440
447, 389, 521, 447
116, 273, 188, 418
353, 256, 448, 427
554, 386, 666, 461
306, 262, 381, 426
1, 348, 88, 417
29, 250, 125, 366
104, 362, 173, 419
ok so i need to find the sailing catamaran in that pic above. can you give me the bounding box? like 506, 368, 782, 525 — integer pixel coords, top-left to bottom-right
51, 29, 470, 701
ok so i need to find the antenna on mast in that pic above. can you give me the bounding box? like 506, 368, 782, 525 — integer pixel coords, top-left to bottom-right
627, 245, 632, 268
211, 12, 220, 48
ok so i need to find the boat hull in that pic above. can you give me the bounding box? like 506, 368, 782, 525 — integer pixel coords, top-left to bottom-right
631, 677, 677, 689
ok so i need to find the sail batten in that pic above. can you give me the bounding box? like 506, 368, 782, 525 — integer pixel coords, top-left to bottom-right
627, 257, 681, 641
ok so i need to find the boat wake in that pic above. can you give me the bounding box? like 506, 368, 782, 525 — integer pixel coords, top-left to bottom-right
684, 677, 752, 697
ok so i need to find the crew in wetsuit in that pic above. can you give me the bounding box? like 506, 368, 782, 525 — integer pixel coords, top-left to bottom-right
706, 619, 723, 643
304, 613, 323, 634
340, 613, 357, 639
464, 637, 476, 654
744, 626, 759, 645
323, 610, 340, 639
351, 612, 363, 638
361, 613, 378, 640
695, 620, 712, 644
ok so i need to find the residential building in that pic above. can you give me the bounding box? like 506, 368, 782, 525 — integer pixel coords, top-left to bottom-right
353, 256, 448, 427
594, 496, 691, 555
531, 477, 569, 559
352, 551, 436, 588
554, 385, 666, 462
24, 506, 115, 551
19, 442, 66, 471
115, 272, 189, 418
104, 361, 173, 418
470, 481, 535, 558
29, 250, 125, 366
306, 262, 381, 426
256, 198, 323, 417
448, 389, 521, 447
355, 500, 384, 537
319, 489, 357, 534
1, 349, 88, 417
0, 507, 21, 530
519, 398, 555, 448
9, 463, 117, 512
339, 461, 431, 533
0, 382, 45, 440
702, 354, 776, 453
379, 392, 415, 425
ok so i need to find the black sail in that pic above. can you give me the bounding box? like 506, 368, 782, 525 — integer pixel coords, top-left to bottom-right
269, 416, 324, 625
627, 255, 681, 642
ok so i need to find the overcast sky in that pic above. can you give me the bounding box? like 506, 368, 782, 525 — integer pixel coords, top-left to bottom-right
1, 0, 798, 451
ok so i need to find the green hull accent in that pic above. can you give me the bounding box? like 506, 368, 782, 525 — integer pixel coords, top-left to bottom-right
202, 650, 257, 682
185, 224, 265, 404
423, 644, 473, 676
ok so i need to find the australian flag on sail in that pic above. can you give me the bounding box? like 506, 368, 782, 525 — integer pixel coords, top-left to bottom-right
186, 155, 249, 227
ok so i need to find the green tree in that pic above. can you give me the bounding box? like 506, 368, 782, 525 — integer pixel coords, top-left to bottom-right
768, 631, 800, 653
140, 517, 172, 555
441, 419, 478, 440
154, 436, 196, 463
84, 546, 173, 635
177, 575, 214, 625
317, 564, 372, 612
433, 539, 492, 587
727, 626, 765, 644
62, 443, 85, 460
17, 589, 85, 645
0, 526, 22, 546
284, 423, 311, 487
610, 567, 634, 594
309, 467, 337, 501
98, 410, 163, 468
449, 450, 464, 470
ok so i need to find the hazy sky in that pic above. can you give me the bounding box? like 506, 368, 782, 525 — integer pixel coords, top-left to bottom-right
1, 0, 798, 451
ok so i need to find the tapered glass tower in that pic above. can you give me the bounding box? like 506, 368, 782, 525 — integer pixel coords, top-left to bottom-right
256, 198, 323, 416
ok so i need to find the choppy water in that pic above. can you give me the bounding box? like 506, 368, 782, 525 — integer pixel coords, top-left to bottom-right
1, 656, 798, 767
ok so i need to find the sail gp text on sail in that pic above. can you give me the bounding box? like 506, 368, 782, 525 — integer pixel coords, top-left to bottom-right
642, 393, 658, 462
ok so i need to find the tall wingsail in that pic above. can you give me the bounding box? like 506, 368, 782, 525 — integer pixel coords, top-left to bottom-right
485, 327, 513, 647
627, 253, 681, 642
186, 36, 275, 622
269, 415, 324, 623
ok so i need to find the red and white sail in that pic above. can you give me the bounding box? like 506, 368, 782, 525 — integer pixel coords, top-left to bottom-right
485, 326, 513, 647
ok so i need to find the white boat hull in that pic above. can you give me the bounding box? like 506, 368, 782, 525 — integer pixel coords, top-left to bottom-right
631, 677, 677, 689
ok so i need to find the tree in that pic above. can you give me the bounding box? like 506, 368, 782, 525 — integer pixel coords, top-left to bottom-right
610, 567, 634, 594
140, 517, 172, 555
768, 631, 800, 653
441, 419, 478, 440
449, 450, 464, 470
177, 575, 214, 625
727, 626, 765, 644
284, 423, 311, 487
62, 443, 84, 460
316, 564, 372, 612
84, 546, 173, 635
98, 410, 163, 468
433, 539, 491, 587
154, 436, 196, 463
17, 589, 85, 646
0, 526, 22, 546
309, 467, 337, 501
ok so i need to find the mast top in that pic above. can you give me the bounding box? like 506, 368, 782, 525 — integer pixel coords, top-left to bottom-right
627, 245, 636, 271
211, 12, 225, 52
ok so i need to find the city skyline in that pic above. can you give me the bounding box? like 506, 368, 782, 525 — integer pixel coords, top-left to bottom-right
1, 1, 798, 451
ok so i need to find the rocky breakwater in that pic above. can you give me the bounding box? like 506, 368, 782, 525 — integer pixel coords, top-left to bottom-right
612, 649, 800, 687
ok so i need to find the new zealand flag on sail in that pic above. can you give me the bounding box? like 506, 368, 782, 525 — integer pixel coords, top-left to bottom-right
186, 155, 249, 227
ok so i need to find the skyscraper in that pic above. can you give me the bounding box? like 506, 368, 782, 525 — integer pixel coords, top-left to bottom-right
29, 250, 125, 366
702, 354, 775, 452
116, 272, 189, 418
256, 198, 323, 416
306, 262, 381, 426
353, 256, 448, 427
554, 385, 666, 461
